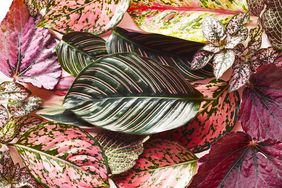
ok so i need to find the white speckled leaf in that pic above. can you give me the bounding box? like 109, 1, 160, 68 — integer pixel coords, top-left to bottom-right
213, 50, 235, 79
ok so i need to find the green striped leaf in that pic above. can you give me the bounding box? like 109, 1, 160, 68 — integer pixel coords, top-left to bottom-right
64, 53, 203, 135
106, 27, 213, 81
56, 32, 108, 76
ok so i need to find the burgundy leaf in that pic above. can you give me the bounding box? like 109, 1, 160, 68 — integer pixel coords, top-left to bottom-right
188, 132, 282, 188
0, 151, 38, 187
239, 64, 282, 140
191, 50, 214, 70
114, 139, 197, 188
155, 80, 240, 153
0, 0, 61, 89
247, 0, 265, 16
16, 123, 109, 187
229, 63, 252, 92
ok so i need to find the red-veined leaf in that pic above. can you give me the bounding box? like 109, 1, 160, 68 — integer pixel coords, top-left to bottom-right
0, 151, 38, 188
128, 0, 249, 43
239, 64, 282, 141
188, 132, 282, 188
113, 139, 197, 188
154, 80, 240, 153
38, 0, 130, 34
0, 0, 61, 90
16, 123, 109, 187
229, 63, 251, 92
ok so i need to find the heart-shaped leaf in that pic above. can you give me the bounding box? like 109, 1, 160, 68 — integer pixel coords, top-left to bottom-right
213, 50, 235, 79
64, 53, 203, 135
38, 0, 130, 34
113, 139, 197, 188
128, 0, 249, 43
24, 0, 50, 16
16, 123, 109, 187
91, 130, 148, 175
155, 80, 240, 153
188, 132, 282, 188
57, 32, 108, 76
106, 27, 213, 81
229, 63, 252, 92
239, 64, 282, 141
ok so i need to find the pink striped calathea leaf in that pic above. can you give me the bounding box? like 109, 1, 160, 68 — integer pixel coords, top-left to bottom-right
154, 80, 240, 153
0, 0, 61, 90
188, 132, 282, 188
15, 123, 109, 187
239, 64, 282, 141
113, 139, 197, 188
38, 0, 130, 35
128, 0, 251, 43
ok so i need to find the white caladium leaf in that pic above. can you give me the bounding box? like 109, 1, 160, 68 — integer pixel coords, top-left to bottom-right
0, 105, 9, 129
229, 63, 252, 92
191, 50, 214, 70
213, 50, 236, 79
202, 16, 226, 43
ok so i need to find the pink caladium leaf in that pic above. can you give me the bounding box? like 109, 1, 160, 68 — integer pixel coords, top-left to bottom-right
38, 0, 130, 35
0, 0, 61, 90
229, 63, 252, 92
15, 123, 109, 187
0, 151, 38, 187
239, 64, 282, 141
113, 139, 197, 188
188, 132, 282, 188
154, 80, 240, 153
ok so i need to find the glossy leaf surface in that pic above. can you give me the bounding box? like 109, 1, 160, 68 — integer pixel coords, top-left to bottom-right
106, 27, 213, 81
57, 32, 108, 76
189, 132, 282, 188
0, 0, 61, 89
16, 123, 109, 187
114, 139, 197, 188
64, 53, 203, 135
239, 64, 282, 141
39, 0, 130, 34
128, 0, 248, 43
155, 80, 240, 153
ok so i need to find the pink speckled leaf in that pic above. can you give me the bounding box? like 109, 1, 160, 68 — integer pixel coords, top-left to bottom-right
154, 80, 240, 153
0, 105, 9, 129
24, 0, 50, 16
0, 0, 61, 90
189, 132, 282, 188
239, 64, 282, 141
38, 0, 130, 34
114, 139, 197, 188
15, 123, 109, 187
229, 63, 251, 92
128, 0, 249, 43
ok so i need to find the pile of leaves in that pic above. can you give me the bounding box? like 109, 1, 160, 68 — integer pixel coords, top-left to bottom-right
0, 0, 281, 187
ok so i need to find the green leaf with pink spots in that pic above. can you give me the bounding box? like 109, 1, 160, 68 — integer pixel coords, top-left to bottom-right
154, 80, 240, 153
128, 0, 249, 43
113, 139, 197, 188
15, 123, 109, 187
38, 0, 130, 35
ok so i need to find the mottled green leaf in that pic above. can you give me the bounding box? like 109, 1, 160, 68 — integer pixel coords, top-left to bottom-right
64, 53, 203, 135
0, 105, 8, 129
128, 0, 249, 43
113, 139, 197, 188
57, 32, 108, 76
38, 0, 130, 35
106, 27, 213, 81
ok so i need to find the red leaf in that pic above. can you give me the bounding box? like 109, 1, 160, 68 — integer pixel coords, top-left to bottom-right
0, 0, 61, 90
189, 132, 282, 188
239, 64, 282, 140
16, 123, 109, 187
114, 139, 197, 188
154, 80, 240, 153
